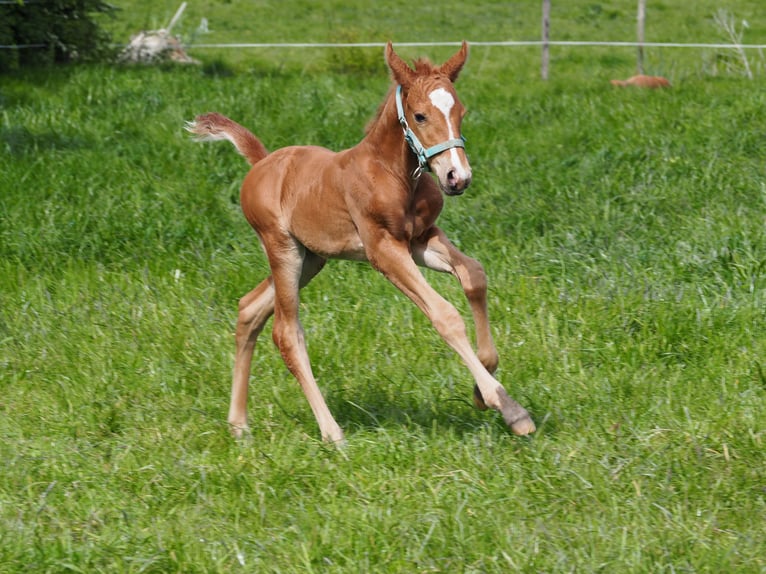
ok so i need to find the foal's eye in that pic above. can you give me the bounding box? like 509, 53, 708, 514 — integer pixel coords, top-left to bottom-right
414, 113, 427, 124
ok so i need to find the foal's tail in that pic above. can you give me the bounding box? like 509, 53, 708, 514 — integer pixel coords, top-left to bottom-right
185, 112, 268, 166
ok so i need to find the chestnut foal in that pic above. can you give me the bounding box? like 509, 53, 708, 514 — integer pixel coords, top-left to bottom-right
187, 42, 535, 443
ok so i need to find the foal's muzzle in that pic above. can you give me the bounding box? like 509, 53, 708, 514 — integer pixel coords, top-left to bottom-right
445, 168, 472, 195
431, 149, 472, 196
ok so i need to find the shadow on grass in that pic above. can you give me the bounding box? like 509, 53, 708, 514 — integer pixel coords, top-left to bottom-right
325, 380, 553, 441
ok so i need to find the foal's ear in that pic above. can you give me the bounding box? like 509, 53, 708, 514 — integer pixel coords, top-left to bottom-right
385, 42, 416, 87
440, 41, 469, 82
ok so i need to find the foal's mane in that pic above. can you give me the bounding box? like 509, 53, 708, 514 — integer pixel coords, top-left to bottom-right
364, 57, 438, 135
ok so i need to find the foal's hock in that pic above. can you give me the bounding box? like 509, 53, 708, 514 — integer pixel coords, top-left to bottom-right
187, 42, 535, 443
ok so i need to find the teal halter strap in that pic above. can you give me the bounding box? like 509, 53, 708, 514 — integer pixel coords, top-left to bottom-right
395, 85, 466, 178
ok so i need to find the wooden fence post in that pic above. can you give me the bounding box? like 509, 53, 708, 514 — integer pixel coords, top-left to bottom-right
542, 0, 550, 79
637, 0, 646, 73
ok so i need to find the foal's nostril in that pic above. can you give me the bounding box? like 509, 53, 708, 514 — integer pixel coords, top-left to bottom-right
447, 169, 471, 192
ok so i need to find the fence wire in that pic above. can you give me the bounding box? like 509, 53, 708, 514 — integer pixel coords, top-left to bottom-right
184, 41, 766, 50
4, 40, 766, 51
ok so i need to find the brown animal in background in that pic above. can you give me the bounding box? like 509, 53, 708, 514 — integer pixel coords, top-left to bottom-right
186, 42, 535, 444
610, 74, 671, 89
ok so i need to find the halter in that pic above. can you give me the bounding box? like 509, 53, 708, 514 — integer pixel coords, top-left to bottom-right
395, 85, 466, 179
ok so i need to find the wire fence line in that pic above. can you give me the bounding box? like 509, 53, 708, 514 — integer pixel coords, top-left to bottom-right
183, 40, 766, 50
184, 39, 764, 80
4, 40, 766, 51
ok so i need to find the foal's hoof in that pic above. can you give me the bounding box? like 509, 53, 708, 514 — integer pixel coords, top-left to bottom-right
510, 416, 536, 436
472, 384, 488, 410
321, 425, 346, 446
229, 423, 250, 440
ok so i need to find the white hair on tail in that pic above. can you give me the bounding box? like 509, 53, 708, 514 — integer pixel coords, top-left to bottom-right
185, 120, 231, 143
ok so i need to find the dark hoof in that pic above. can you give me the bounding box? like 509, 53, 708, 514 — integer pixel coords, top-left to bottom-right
472, 384, 488, 410
510, 416, 536, 436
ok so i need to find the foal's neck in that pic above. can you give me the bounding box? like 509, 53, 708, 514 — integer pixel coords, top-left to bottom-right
359, 85, 419, 183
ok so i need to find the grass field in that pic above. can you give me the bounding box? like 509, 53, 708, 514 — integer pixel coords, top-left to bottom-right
2, 1, 766, 572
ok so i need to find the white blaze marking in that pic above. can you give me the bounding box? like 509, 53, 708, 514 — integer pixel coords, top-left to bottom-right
429, 88, 456, 136
428, 88, 470, 179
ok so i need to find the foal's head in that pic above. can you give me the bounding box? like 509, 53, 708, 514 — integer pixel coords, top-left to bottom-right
386, 42, 472, 196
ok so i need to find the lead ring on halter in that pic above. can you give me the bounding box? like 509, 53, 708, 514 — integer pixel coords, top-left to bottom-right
395, 85, 467, 179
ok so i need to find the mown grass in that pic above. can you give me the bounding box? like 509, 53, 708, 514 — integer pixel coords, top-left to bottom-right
103, 0, 766, 79
2, 2, 766, 571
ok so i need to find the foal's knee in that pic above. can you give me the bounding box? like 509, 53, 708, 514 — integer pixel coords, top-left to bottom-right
271, 316, 303, 358
461, 258, 488, 301
431, 304, 467, 343
235, 310, 256, 347
271, 318, 287, 352
235, 284, 275, 347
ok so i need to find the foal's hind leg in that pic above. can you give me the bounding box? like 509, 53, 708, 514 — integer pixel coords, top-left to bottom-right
267, 244, 344, 443
229, 278, 275, 437
229, 254, 327, 439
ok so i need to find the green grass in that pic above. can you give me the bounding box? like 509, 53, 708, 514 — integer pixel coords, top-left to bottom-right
102, 0, 766, 79
2, 1, 766, 571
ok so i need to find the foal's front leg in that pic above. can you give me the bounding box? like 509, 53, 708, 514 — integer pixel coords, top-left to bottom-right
412, 226, 499, 374
367, 231, 535, 436
412, 226, 500, 412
